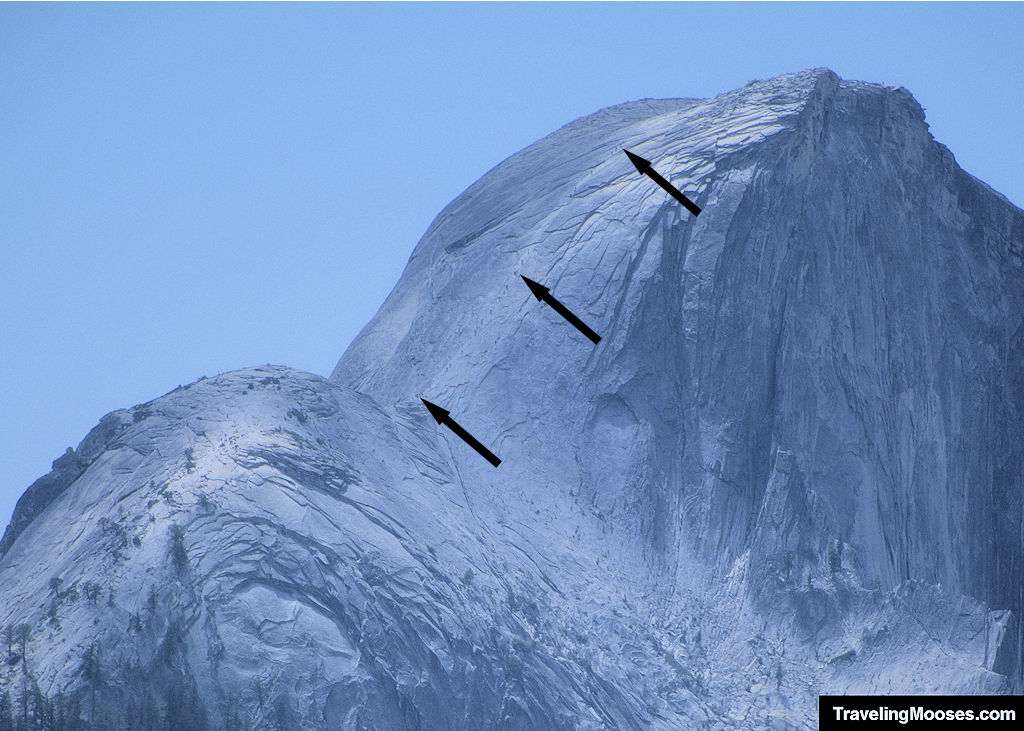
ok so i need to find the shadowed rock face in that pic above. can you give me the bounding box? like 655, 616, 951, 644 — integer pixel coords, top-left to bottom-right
2, 69, 1022, 729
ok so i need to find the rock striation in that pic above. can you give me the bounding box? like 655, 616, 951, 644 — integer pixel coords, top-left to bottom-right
2, 69, 1022, 729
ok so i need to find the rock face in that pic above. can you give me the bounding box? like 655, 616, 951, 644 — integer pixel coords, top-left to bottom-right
1, 69, 1022, 729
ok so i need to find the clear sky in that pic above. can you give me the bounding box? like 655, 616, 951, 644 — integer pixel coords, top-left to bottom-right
1, 2, 1022, 529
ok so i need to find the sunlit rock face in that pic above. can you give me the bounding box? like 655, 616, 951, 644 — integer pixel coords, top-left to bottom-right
2, 69, 1021, 729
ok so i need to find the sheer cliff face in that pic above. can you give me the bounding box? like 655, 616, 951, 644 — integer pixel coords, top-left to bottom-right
2, 69, 1022, 729
333, 68, 1022, 617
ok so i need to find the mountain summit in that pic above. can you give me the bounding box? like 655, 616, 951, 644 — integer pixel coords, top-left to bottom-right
2, 69, 1022, 729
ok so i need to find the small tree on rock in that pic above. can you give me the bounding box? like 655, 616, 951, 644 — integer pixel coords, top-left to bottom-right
15, 623, 31, 724
169, 524, 188, 573
79, 642, 103, 725
2, 625, 12, 659
0, 689, 13, 731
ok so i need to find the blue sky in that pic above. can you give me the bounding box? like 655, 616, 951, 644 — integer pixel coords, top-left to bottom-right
1, 2, 1022, 529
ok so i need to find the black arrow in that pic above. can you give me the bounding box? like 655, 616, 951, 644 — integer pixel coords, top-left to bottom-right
624, 149, 701, 217
521, 276, 601, 344
421, 399, 501, 467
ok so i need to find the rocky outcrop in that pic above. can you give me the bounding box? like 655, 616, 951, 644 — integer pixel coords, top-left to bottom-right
2, 70, 1021, 729
0, 410, 132, 557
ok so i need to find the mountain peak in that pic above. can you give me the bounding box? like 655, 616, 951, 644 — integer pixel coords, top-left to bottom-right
3, 71, 1021, 727
329, 69, 943, 399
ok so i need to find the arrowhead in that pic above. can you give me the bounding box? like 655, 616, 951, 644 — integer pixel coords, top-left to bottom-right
520, 275, 549, 301
623, 149, 651, 172
420, 398, 449, 424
